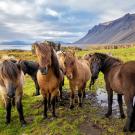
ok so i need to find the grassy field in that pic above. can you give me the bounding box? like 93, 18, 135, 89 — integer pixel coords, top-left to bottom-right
1, 47, 135, 135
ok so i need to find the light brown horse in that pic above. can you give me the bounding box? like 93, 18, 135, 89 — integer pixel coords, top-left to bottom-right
90, 53, 135, 132
83, 53, 96, 89
0, 58, 26, 126
64, 51, 91, 109
32, 42, 64, 118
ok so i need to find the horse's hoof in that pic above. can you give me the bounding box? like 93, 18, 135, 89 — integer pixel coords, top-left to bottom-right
121, 114, 126, 119
5, 121, 10, 125
53, 114, 57, 118
79, 103, 82, 107
35, 93, 40, 96
123, 126, 128, 132
105, 113, 111, 118
22, 123, 26, 128
21, 121, 26, 127
43, 115, 48, 119
70, 105, 74, 109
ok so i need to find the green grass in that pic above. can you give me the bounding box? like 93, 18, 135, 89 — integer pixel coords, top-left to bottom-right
1, 47, 135, 135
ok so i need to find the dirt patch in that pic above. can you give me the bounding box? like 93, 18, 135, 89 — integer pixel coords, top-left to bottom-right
80, 120, 102, 135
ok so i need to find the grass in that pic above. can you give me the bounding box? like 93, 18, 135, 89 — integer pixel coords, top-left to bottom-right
0, 47, 135, 135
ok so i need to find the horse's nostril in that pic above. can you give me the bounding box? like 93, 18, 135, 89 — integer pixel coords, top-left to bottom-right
7, 92, 15, 98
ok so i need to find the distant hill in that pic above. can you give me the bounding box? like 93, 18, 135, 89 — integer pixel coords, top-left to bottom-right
75, 13, 135, 44
0, 40, 30, 45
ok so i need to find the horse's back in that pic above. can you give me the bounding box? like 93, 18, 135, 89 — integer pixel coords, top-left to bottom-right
78, 59, 91, 81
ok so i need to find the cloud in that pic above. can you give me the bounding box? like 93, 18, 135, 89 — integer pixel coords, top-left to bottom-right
0, 0, 135, 43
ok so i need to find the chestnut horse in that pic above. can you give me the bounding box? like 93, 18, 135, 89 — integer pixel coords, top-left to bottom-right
64, 51, 91, 109
0, 58, 26, 126
33, 43, 64, 118
90, 52, 135, 132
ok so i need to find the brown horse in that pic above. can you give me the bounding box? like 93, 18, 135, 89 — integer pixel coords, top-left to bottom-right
64, 51, 91, 109
83, 53, 96, 89
32, 42, 64, 118
0, 58, 26, 126
90, 52, 135, 132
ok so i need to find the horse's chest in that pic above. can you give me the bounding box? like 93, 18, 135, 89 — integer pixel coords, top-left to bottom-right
37, 70, 58, 91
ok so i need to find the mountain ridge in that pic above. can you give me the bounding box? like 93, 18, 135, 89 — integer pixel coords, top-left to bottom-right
75, 13, 135, 44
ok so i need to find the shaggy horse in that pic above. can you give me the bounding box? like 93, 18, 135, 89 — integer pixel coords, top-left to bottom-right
18, 60, 40, 96
83, 53, 96, 90
33, 43, 64, 118
64, 51, 91, 109
90, 53, 135, 132
0, 59, 26, 126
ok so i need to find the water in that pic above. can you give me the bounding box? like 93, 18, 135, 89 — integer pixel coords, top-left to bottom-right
96, 88, 126, 117
0, 45, 32, 50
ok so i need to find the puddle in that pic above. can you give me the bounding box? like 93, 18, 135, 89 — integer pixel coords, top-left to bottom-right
96, 88, 126, 117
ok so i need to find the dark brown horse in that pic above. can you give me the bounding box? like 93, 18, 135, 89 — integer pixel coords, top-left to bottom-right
32, 42, 64, 118
0, 58, 26, 126
18, 60, 40, 96
90, 53, 135, 132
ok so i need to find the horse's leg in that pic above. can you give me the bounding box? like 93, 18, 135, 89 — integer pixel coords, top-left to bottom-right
70, 89, 75, 109
82, 83, 86, 98
51, 90, 59, 117
16, 95, 26, 126
130, 104, 135, 132
123, 98, 133, 132
32, 75, 40, 96
59, 82, 63, 100
43, 96, 48, 118
5, 98, 12, 124
117, 94, 125, 118
105, 89, 113, 117
48, 93, 51, 110
89, 77, 95, 90
78, 90, 83, 107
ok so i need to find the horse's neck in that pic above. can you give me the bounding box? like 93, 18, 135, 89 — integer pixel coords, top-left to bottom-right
101, 58, 122, 74
72, 59, 79, 79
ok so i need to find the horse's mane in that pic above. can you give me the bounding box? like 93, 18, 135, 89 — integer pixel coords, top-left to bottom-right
0, 60, 21, 81
51, 49, 60, 78
35, 43, 60, 78
94, 53, 122, 71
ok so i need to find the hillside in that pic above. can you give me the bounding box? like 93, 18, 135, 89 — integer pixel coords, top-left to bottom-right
75, 13, 135, 44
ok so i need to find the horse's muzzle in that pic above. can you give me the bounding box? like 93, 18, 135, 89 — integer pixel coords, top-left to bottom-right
40, 67, 48, 75
7, 92, 15, 98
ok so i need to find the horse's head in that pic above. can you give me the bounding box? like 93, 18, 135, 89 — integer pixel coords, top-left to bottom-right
90, 53, 103, 79
0, 60, 22, 98
33, 43, 53, 75
57, 51, 66, 74
64, 51, 76, 80
83, 53, 92, 63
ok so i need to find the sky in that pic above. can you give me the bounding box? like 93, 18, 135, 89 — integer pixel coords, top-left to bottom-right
0, 0, 135, 43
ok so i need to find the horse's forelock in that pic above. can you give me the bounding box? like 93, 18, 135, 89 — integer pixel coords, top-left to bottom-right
0, 60, 21, 81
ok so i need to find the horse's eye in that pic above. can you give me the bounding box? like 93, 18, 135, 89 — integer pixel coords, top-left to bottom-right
64, 62, 66, 65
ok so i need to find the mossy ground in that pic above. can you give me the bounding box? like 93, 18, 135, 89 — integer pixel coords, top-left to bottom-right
0, 47, 135, 135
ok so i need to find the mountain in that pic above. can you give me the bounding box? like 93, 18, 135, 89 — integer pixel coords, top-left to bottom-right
0, 40, 30, 45
75, 13, 135, 44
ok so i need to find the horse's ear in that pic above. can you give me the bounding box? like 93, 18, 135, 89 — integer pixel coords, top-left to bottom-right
32, 42, 38, 54
17, 63, 21, 71
69, 50, 75, 56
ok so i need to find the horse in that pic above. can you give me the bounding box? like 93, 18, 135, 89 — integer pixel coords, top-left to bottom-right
17, 60, 40, 96
32, 42, 64, 118
83, 53, 96, 90
90, 52, 135, 132
64, 51, 91, 109
0, 58, 26, 126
